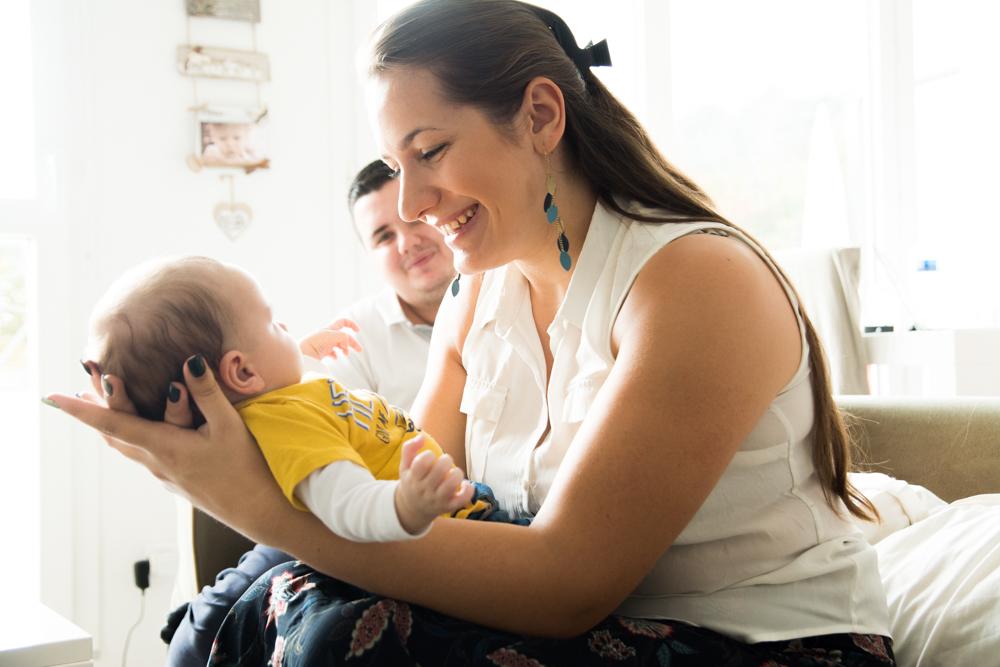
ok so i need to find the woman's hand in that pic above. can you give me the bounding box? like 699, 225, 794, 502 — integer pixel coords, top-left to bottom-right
48, 356, 283, 534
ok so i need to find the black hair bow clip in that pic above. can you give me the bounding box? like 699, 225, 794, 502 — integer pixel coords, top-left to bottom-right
579, 39, 612, 69
534, 7, 613, 74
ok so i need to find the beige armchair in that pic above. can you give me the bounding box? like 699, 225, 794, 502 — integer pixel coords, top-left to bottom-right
181, 396, 1000, 591
838, 394, 1000, 502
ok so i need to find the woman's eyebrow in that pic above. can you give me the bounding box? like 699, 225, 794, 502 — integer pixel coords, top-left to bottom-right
397, 126, 442, 150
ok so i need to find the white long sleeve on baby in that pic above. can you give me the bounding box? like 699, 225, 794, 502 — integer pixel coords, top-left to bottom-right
294, 460, 431, 542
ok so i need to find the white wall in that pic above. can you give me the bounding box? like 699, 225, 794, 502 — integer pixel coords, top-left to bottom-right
33, 1, 383, 663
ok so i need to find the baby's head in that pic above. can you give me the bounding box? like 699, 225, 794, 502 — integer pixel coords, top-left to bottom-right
87, 256, 303, 421
204, 122, 252, 160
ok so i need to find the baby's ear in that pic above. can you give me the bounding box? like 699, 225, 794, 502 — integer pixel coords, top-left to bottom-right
218, 349, 265, 396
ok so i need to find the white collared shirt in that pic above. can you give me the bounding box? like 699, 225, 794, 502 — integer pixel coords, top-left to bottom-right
460, 202, 890, 642
313, 288, 433, 411
297, 289, 434, 542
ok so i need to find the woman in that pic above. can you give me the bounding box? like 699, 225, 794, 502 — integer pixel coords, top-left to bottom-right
54, 1, 894, 664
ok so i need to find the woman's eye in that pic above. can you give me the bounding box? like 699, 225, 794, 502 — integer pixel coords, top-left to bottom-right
420, 144, 447, 161
376, 232, 394, 246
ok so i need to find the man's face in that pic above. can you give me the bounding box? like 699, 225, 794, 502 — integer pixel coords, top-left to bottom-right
352, 178, 455, 307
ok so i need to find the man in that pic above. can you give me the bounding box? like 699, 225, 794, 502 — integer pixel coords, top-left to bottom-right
165, 160, 453, 666
314, 159, 455, 410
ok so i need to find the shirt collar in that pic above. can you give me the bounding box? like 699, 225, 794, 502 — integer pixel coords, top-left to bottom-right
374, 288, 412, 327
472, 264, 523, 337
474, 200, 622, 336
553, 200, 621, 331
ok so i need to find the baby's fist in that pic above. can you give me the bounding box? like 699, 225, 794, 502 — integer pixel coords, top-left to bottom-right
395, 436, 474, 535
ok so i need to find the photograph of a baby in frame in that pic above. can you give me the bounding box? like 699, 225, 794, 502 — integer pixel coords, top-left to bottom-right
195, 108, 268, 169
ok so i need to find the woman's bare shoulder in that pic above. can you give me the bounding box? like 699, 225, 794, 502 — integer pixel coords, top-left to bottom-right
613, 230, 801, 384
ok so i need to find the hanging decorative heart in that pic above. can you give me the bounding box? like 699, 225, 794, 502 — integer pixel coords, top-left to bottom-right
213, 202, 252, 240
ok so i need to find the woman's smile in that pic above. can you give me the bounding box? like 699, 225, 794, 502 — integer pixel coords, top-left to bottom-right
437, 203, 484, 251
435, 203, 480, 238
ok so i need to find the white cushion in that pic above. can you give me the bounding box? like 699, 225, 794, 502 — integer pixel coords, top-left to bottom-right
849, 472, 947, 543
874, 495, 1000, 666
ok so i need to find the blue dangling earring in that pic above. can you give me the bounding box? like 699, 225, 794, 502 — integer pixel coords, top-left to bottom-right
451, 273, 460, 296
543, 156, 572, 271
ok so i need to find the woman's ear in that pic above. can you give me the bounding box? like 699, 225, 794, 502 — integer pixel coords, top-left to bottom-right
217, 349, 265, 396
520, 76, 566, 154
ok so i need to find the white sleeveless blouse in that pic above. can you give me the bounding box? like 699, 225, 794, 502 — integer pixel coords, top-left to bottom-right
460, 201, 890, 642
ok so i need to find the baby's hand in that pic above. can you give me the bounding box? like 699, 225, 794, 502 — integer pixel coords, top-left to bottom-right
299, 318, 362, 360
395, 435, 474, 535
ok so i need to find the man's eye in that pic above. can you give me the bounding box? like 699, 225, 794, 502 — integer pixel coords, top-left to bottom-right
376, 232, 394, 245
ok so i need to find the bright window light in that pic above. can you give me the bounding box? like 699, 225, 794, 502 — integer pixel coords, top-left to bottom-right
0, 0, 37, 201
0, 237, 39, 602
909, 0, 1000, 328
665, 0, 871, 250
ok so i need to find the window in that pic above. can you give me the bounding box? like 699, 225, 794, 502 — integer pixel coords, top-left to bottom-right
664, 0, 872, 250
908, 0, 1000, 328
0, 0, 39, 601
0, 0, 37, 201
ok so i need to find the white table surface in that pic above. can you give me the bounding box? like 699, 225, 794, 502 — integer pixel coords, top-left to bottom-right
0, 603, 92, 667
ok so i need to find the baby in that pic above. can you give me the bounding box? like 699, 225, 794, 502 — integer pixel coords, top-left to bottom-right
201, 122, 259, 166
86, 256, 481, 541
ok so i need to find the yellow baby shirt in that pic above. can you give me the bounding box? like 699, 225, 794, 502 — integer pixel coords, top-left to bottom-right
237, 377, 441, 510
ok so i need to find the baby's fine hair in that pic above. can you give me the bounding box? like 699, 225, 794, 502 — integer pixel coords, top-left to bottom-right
88, 256, 234, 421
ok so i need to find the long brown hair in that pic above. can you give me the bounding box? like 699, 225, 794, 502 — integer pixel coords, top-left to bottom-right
370, 0, 876, 520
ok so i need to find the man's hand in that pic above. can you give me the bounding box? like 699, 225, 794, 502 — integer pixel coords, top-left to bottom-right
299, 318, 362, 360
394, 435, 474, 535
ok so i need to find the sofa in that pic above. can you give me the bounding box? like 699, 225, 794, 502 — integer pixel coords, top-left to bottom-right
183, 395, 1000, 666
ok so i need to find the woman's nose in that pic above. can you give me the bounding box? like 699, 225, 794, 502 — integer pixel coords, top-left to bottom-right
397, 170, 436, 224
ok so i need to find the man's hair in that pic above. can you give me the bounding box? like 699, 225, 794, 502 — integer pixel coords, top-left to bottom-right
88, 256, 235, 421
347, 159, 396, 212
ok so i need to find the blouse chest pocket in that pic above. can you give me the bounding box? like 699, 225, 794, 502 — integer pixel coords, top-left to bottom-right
561, 372, 606, 424
459, 380, 508, 479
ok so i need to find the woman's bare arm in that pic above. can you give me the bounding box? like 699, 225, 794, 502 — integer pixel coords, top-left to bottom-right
408, 273, 483, 469
49, 234, 800, 637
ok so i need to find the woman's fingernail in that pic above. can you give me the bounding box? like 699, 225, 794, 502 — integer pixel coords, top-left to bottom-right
80, 360, 92, 376
187, 354, 206, 377
41, 397, 60, 409
101, 374, 113, 396
167, 383, 181, 402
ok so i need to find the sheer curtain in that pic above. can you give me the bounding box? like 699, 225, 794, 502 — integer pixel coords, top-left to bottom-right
0, 0, 41, 604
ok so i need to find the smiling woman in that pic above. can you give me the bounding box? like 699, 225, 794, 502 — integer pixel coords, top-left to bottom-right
49, 1, 895, 665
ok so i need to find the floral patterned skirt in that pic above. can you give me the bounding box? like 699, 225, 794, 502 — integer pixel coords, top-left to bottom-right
210, 562, 895, 666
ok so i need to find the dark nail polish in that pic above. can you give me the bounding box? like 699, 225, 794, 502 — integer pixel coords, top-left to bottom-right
167, 384, 181, 403
101, 374, 113, 397
187, 354, 206, 377
80, 360, 92, 376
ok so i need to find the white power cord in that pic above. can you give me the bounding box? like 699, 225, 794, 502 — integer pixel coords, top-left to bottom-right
121, 589, 146, 667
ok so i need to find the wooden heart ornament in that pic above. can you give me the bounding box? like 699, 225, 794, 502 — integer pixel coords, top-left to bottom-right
213, 202, 252, 240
